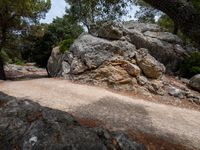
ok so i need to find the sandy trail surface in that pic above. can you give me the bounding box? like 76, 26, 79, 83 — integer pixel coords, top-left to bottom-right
0, 78, 200, 150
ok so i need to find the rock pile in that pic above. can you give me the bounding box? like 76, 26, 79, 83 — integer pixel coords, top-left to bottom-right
0, 92, 146, 150
47, 21, 200, 104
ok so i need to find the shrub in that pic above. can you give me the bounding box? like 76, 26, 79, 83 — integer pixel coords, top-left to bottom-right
59, 39, 74, 53
180, 52, 200, 78
15, 59, 25, 65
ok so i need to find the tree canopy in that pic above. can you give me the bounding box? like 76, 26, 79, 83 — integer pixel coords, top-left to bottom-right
65, 0, 132, 31
21, 15, 83, 67
0, 0, 51, 79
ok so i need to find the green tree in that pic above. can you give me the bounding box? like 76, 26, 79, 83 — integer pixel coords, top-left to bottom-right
180, 52, 200, 78
0, 0, 51, 80
65, 0, 132, 31
22, 15, 83, 67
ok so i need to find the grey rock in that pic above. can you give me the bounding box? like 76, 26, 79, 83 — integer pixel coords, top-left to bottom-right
71, 34, 136, 69
137, 76, 148, 86
168, 86, 185, 99
114, 133, 147, 150
70, 58, 87, 74
48, 33, 137, 82
189, 74, 200, 91
47, 47, 63, 77
147, 80, 165, 96
143, 31, 182, 44
123, 21, 186, 73
186, 93, 200, 104
123, 21, 162, 32
90, 22, 124, 40
125, 63, 141, 77
136, 48, 166, 79
61, 61, 71, 75
180, 78, 190, 85
0, 92, 146, 150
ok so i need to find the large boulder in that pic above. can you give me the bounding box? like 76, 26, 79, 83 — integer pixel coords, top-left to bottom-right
189, 74, 200, 91
47, 27, 168, 92
91, 21, 187, 73
48, 33, 137, 78
123, 22, 187, 73
136, 48, 166, 79
0, 92, 147, 150
47, 47, 73, 77
70, 33, 136, 70
47, 21, 194, 96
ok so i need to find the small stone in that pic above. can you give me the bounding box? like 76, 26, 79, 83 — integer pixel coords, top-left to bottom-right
137, 76, 148, 86
125, 63, 141, 77
168, 86, 185, 99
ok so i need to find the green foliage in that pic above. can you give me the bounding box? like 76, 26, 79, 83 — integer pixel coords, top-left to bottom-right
157, 15, 174, 32
65, 0, 132, 30
180, 52, 200, 78
21, 15, 83, 67
158, 15, 193, 44
15, 59, 25, 66
192, 0, 200, 13
0, 49, 11, 63
59, 39, 74, 53
0, 0, 51, 46
0, 48, 23, 64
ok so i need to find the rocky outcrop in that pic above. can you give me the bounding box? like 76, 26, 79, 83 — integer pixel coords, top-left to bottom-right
123, 21, 187, 73
189, 74, 200, 91
91, 21, 187, 73
47, 21, 200, 104
47, 32, 166, 91
48, 21, 188, 80
0, 92, 146, 150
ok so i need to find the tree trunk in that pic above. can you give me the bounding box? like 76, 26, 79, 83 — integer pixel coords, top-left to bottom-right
0, 28, 7, 80
0, 58, 6, 80
143, 0, 200, 45
173, 24, 179, 35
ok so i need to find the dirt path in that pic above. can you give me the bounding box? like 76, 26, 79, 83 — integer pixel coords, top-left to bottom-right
0, 78, 200, 150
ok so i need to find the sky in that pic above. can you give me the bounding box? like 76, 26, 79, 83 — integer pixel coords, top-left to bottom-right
40, 0, 140, 24
40, 0, 67, 23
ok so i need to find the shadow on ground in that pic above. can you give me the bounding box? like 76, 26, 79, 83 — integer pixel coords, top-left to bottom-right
72, 96, 195, 150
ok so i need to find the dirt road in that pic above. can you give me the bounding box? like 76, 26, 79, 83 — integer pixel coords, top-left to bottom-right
0, 78, 200, 150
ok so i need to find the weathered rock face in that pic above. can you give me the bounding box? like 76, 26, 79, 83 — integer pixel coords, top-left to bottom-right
47, 47, 63, 77
136, 48, 166, 79
47, 31, 166, 91
48, 21, 187, 79
90, 22, 124, 40
0, 92, 147, 150
93, 21, 187, 73
189, 74, 200, 91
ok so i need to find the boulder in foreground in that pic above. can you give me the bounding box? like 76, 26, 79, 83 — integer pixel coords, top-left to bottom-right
0, 92, 146, 150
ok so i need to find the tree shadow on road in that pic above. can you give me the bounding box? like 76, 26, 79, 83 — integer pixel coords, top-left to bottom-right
72, 96, 195, 150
